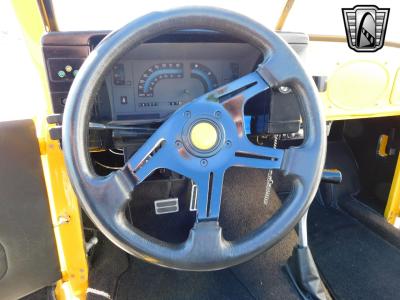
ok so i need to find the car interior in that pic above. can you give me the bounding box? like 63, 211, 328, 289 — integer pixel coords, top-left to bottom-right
2, 2, 400, 300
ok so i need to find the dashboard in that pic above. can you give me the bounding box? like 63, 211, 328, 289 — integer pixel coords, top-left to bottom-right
42, 30, 308, 149
42, 30, 307, 120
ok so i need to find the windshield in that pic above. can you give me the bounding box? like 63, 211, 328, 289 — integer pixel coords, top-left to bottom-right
51, 0, 282, 31
52, 0, 400, 41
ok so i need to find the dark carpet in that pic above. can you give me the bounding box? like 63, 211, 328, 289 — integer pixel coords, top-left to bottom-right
340, 197, 400, 250
116, 258, 254, 300
88, 167, 300, 300
114, 232, 299, 300
308, 201, 400, 300
87, 233, 129, 300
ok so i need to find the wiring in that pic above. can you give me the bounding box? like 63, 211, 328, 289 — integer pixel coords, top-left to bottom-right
109, 149, 124, 156
94, 160, 123, 170
90, 149, 107, 153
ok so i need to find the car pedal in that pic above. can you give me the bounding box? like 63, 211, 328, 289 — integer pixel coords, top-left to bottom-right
189, 182, 198, 211
154, 198, 179, 215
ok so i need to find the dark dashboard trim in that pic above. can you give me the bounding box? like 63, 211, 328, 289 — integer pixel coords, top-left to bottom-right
42, 30, 247, 46
42, 30, 309, 47
42, 31, 110, 46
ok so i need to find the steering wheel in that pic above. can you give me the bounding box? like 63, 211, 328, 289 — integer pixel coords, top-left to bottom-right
63, 7, 326, 271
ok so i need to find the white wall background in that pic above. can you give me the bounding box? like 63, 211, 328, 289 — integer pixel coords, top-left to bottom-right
0, 0, 44, 121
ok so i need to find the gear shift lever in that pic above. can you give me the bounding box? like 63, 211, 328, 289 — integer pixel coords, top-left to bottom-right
286, 169, 342, 299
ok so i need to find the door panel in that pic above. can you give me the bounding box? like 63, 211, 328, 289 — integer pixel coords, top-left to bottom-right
0, 119, 60, 299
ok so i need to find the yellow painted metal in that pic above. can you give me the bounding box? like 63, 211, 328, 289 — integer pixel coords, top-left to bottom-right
275, 0, 295, 31
377, 135, 389, 158
324, 107, 400, 122
320, 58, 400, 122
11, 1, 88, 299
385, 154, 400, 224
36, 0, 58, 31
190, 122, 218, 150
309, 34, 400, 48
326, 60, 391, 110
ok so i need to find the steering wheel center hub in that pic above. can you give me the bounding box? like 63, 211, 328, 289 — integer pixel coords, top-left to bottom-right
190, 121, 218, 151
182, 116, 225, 158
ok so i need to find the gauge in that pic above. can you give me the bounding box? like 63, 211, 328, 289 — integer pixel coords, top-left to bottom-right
190, 63, 218, 93
138, 63, 183, 97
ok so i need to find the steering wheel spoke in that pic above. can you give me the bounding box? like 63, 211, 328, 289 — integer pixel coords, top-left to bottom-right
196, 72, 268, 138
231, 138, 284, 170
204, 72, 268, 103
126, 134, 168, 184
124, 117, 182, 183
194, 168, 226, 221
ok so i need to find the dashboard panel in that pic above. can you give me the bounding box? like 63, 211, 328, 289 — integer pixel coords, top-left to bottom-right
106, 42, 260, 122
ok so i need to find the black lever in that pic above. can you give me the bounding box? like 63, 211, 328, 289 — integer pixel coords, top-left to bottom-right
321, 169, 342, 184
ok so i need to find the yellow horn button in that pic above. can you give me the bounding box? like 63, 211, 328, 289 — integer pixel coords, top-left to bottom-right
190, 122, 218, 151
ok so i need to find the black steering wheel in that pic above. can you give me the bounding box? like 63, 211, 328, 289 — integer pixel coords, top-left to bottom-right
63, 7, 326, 271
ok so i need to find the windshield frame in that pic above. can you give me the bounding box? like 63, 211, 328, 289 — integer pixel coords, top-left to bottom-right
42, 0, 400, 48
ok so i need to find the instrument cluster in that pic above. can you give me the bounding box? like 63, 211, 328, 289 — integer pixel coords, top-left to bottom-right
105, 42, 260, 123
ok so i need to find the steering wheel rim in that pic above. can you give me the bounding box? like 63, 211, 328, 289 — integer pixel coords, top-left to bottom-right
63, 7, 326, 271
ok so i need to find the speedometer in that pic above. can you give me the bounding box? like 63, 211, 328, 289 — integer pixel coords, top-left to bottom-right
138, 63, 183, 97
